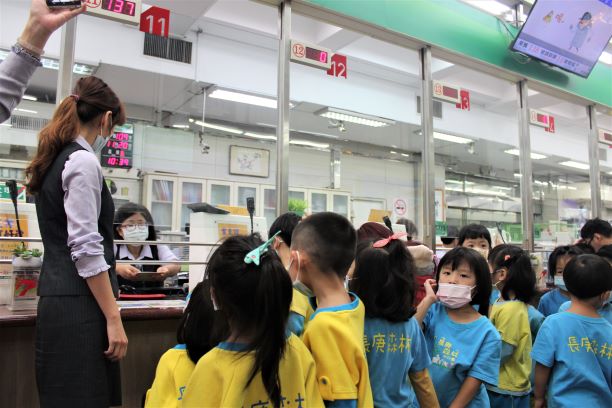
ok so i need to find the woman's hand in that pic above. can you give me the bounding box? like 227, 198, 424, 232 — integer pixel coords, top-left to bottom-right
104, 315, 128, 361
156, 265, 180, 280
20, 0, 86, 55
115, 264, 140, 280
424, 278, 438, 301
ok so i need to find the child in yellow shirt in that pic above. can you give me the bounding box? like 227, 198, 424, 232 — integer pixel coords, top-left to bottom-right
182, 234, 323, 407
290, 212, 373, 407
145, 280, 220, 407
487, 246, 536, 407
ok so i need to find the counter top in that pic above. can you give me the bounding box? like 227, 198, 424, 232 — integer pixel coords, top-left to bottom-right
0, 302, 184, 327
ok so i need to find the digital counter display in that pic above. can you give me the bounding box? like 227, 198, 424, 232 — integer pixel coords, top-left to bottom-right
101, 130, 133, 169
305, 47, 329, 64
101, 0, 136, 16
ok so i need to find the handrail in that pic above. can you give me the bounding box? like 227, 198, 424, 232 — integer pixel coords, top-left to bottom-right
0, 236, 219, 247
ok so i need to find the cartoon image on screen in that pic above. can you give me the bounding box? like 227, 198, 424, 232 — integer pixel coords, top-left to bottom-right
511, 0, 612, 77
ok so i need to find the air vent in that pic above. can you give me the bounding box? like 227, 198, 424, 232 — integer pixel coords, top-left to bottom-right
416, 96, 443, 119
10, 115, 49, 131
144, 33, 192, 64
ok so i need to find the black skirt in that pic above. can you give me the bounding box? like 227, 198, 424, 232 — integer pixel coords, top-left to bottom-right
36, 296, 122, 408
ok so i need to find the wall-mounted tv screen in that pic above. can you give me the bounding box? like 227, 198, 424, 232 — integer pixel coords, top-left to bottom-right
511, 0, 612, 78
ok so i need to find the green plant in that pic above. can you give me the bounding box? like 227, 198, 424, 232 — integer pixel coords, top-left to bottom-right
13, 243, 42, 259
288, 199, 308, 216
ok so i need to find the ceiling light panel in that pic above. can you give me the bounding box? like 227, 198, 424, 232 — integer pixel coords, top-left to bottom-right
316, 107, 395, 128
209, 89, 278, 109
504, 148, 547, 160
434, 132, 473, 144
244, 132, 277, 141
195, 121, 243, 135
463, 0, 512, 16
559, 161, 590, 170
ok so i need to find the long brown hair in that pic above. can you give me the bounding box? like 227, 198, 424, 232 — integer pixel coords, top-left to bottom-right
25, 76, 125, 194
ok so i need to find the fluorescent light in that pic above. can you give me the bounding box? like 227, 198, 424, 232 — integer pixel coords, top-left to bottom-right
599, 52, 612, 65
493, 186, 513, 190
22, 95, 37, 101
401, 153, 410, 157
558, 186, 578, 191
15, 108, 37, 114
534, 180, 547, 186
209, 89, 277, 109
559, 161, 590, 170
172, 124, 190, 129
195, 121, 243, 135
463, 0, 512, 16
514, 173, 522, 178
468, 188, 508, 197
504, 148, 547, 160
446, 180, 463, 185
0, 123, 11, 127
290, 140, 329, 149
188, 118, 195, 123
316, 107, 395, 128
390, 151, 397, 154
244, 132, 277, 141
434, 132, 473, 144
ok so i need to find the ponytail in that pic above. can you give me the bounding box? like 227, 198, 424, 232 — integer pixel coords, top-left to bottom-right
25, 76, 125, 194
351, 239, 416, 322
207, 234, 292, 408
25, 97, 79, 193
492, 246, 536, 303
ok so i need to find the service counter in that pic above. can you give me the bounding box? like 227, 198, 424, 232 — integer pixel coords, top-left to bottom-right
0, 303, 184, 408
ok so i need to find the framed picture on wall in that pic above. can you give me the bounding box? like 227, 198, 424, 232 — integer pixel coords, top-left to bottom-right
229, 145, 270, 178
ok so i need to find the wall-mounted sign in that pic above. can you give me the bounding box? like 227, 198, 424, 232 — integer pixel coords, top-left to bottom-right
327, 54, 347, 78
140, 5, 170, 37
0, 183, 26, 203
455, 89, 471, 111
84, 0, 142, 26
392, 198, 407, 217
433, 81, 461, 104
600, 129, 612, 147
290, 40, 332, 70
530, 109, 555, 133
101, 123, 134, 169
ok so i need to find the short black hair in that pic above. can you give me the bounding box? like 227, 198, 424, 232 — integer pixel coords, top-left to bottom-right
597, 245, 612, 263
458, 224, 492, 248
292, 212, 356, 277
490, 245, 536, 303
564, 254, 612, 299
436, 247, 492, 317
573, 242, 595, 254
548, 245, 584, 275
268, 212, 301, 248
580, 218, 612, 240
113, 202, 157, 241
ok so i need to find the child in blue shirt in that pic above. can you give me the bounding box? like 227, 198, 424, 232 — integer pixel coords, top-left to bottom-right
532, 254, 612, 408
350, 233, 437, 408
416, 247, 501, 408
537, 246, 583, 317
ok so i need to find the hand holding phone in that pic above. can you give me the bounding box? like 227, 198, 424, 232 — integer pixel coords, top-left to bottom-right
46, 0, 83, 9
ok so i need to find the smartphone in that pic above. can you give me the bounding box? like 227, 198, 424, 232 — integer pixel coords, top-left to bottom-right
46, 0, 82, 9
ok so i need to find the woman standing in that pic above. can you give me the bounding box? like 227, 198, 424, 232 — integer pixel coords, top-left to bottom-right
26, 76, 128, 407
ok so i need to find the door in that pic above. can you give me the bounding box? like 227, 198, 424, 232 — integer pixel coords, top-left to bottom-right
207, 181, 233, 208
145, 175, 177, 231
178, 178, 206, 233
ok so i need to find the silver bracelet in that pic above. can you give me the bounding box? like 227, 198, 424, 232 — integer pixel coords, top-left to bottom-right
12, 43, 42, 67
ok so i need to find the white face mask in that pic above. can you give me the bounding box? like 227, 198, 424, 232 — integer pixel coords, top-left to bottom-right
123, 228, 149, 242
91, 134, 109, 154
290, 251, 314, 298
554, 276, 567, 291
437, 283, 476, 309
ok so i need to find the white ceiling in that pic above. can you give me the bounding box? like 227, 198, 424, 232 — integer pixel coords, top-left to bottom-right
19, 0, 611, 182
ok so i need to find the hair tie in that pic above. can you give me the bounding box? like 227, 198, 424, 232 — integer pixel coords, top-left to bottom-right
70, 94, 80, 102
372, 232, 407, 248
244, 231, 280, 266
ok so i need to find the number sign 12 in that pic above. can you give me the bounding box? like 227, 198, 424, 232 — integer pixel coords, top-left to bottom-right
327, 54, 347, 79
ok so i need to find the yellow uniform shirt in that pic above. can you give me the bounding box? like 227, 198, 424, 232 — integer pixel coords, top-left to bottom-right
182, 334, 323, 407
145, 345, 194, 408
490, 300, 532, 393
302, 294, 374, 407
289, 289, 315, 337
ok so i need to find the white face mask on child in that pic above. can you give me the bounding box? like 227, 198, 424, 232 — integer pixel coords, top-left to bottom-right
289, 251, 314, 298
437, 283, 476, 309
554, 276, 567, 291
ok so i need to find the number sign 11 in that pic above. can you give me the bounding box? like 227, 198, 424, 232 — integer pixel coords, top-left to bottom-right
140, 6, 170, 38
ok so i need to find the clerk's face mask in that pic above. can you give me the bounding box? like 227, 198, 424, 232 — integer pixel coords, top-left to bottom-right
122, 227, 149, 242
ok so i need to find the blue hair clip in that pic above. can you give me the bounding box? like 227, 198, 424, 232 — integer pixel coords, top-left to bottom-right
244, 231, 281, 266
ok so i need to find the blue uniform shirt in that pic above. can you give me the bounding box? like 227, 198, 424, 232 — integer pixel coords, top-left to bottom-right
559, 300, 612, 324
364, 317, 430, 408
532, 312, 612, 407
423, 303, 501, 408
537, 289, 570, 317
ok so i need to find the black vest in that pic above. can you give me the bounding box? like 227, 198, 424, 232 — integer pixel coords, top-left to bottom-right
36, 142, 118, 297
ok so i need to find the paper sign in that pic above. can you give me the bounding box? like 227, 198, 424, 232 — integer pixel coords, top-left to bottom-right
217, 205, 250, 216
368, 209, 392, 223
0, 213, 29, 259
218, 223, 248, 239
